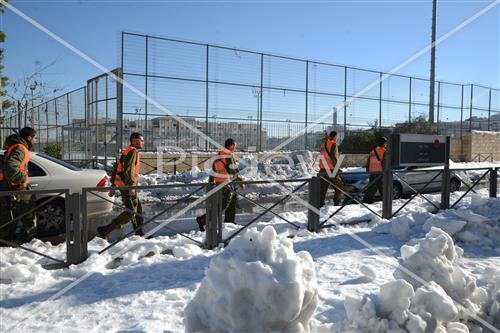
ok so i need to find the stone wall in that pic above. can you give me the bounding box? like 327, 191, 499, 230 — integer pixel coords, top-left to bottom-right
468, 131, 500, 161
449, 131, 499, 162
138, 151, 368, 174
137, 131, 499, 174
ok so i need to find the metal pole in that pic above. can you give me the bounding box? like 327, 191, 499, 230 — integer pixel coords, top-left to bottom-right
379, 72, 382, 130
66, 193, 84, 264
94, 78, 98, 159
382, 135, 393, 219
487, 88, 492, 131
55, 100, 59, 144
490, 168, 497, 198
305, 60, 309, 150
205, 45, 209, 151
469, 84, 473, 131
206, 185, 222, 249
307, 176, 320, 232
116, 69, 124, 155
45, 105, 49, 146
30, 86, 35, 127
436, 81, 441, 134
119, 32, 124, 154
81, 190, 89, 260
67, 93, 71, 159
429, 0, 437, 123
105, 76, 109, 167
343, 67, 347, 137
259, 53, 264, 152
409, 77, 412, 124
460, 85, 464, 138
441, 136, 451, 209
145, 36, 149, 149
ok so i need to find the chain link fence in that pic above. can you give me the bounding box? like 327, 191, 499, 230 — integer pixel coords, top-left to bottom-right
1, 31, 498, 159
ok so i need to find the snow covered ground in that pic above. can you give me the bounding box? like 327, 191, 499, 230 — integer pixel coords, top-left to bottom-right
1, 185, 499, 332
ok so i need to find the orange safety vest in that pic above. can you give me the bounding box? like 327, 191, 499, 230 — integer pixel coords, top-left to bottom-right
0, 143, 30, 187
368, 146, 386, 173
319, 139, 336, 171
113, 146, 140, 187
212, 149, 232, 183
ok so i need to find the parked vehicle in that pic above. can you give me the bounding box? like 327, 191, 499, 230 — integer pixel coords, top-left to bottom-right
342, 166, 466, 200
0, 151, 114, 236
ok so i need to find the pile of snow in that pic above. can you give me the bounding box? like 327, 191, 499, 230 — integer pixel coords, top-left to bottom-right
184, 226, 318, 332
344, 227, 499, 332
137, 151, 318, 202
385, 191, 500, 252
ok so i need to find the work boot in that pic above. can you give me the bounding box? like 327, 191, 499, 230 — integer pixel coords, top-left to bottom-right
97, 224, 114, 240
134, 228, 145, 237
196, 215, 206, 232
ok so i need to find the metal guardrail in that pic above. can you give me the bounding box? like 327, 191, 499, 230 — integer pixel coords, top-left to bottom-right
1, 167, 497, 267
471, 153, 494, 162
311, 167, 499, 230
0, 188, 80, 269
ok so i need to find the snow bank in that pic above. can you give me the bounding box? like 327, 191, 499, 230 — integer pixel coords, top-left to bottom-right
184, 226, 318, 332
343, 227, 498, 332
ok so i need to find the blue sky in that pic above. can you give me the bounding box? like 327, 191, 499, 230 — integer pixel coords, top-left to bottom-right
2, 0, 499, 98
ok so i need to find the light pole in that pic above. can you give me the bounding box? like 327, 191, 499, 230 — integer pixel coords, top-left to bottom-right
29, 81, 38, 127
252, 87, 262, 151
429, 0, 437, 123
332, 107, 337, 132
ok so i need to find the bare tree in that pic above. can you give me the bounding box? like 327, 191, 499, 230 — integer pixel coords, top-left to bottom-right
5, 60, 63, 128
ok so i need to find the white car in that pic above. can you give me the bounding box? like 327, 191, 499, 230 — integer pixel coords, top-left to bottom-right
0, 151, 114, 236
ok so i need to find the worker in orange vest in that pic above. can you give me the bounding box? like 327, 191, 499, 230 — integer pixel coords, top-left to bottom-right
363, 137, 388, 204
0, 127, 38, 241
319, 131, 355, 207
98, 132, 144, 239
196, 138, 242, 231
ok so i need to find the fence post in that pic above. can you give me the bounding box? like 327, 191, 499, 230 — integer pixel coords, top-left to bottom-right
66, 192, 85, 265
382, 137, 393, 219
206, 184, 222, 249
305, 60, 309, 150
307, 176, 320, 232
441, 136, 451, 209
81, 190, 89, 260
490, 168, 497, 198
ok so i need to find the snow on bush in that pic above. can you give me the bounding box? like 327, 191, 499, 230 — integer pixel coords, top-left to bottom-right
343, 227, 498, 332
184, 226, 318, 333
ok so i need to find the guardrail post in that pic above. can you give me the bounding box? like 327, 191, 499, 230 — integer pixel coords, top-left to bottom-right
81, 190, 89, 260
307, 176, 320, 232
490, 168, 497, 198
66, 193, 82, 264
206, 184, 222, 249
441, 137, 451, 209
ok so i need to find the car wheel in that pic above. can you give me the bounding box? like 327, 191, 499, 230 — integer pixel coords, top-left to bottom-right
392, 182, 403, 200
450, 178, 461, 192
37, 199, 65, 236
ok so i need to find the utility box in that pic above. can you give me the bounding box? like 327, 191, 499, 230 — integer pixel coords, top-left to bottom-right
391, 134, 449, 167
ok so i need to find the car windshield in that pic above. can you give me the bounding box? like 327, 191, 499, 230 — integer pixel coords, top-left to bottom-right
37, 153, 82, 171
